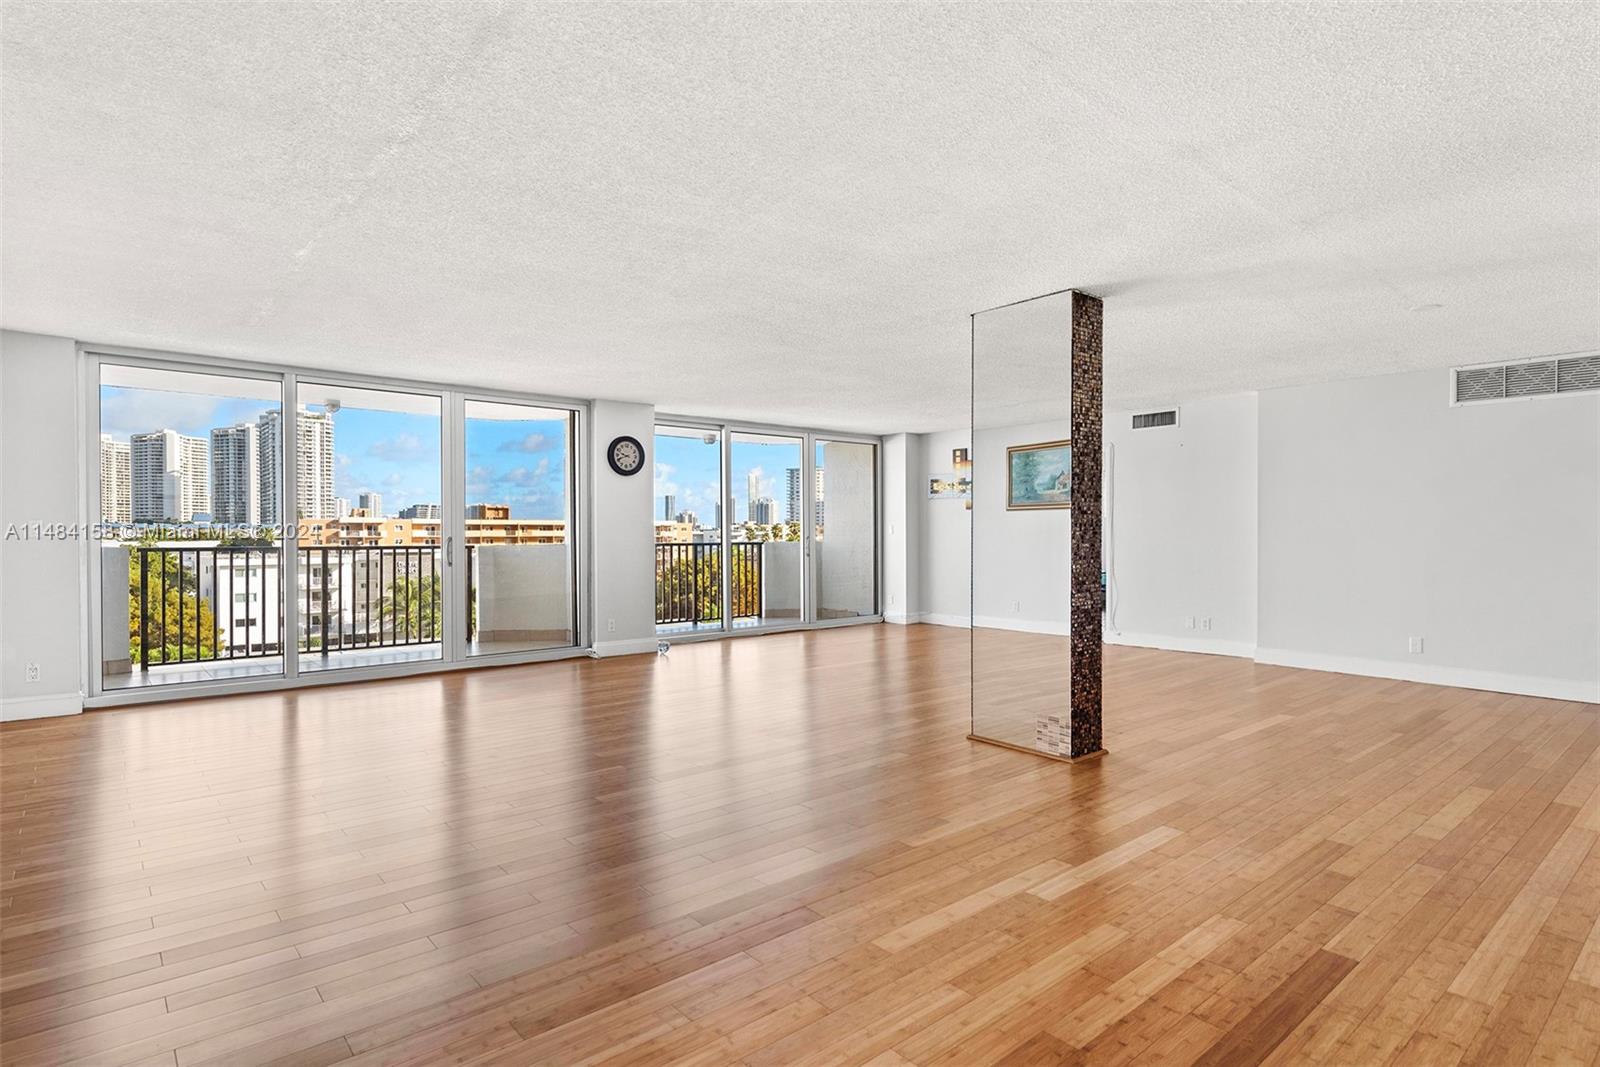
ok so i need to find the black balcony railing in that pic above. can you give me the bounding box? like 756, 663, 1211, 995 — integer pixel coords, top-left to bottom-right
300, 545, 443, 655
654, 541, 763, 626
132, 545, 448, 670
134, 546, 281, 669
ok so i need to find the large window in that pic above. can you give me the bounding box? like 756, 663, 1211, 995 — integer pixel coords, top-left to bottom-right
654, 424, 724, 632
652, 419, 880, 638
97, 363, 285, 691
87, 352, 585, 702
295, 381, 444, 674
464, 400, 577, 655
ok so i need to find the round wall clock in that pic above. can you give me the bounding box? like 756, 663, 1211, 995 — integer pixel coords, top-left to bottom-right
606, 435, 645, 476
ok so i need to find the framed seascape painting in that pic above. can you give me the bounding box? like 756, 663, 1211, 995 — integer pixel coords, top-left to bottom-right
1007, 439, 1071, 510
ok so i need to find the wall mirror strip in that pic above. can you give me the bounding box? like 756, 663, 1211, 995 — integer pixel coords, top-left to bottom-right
970, 290, 1101, 759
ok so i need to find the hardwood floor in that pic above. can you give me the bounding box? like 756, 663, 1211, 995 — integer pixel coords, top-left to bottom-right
3, 623, 1598, 1066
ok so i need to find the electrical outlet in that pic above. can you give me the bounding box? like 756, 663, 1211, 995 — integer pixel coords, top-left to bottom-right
607, 618, 616, 633
888, 593, 896, 606
1183, 616, 1195, 630
1202, 617, 1212, 631
1408, 636, 1424, 654
1012, 601, 1020, 613
24, 662, 41, 683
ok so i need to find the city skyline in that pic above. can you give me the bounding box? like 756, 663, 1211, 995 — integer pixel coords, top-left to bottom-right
99, 386, 571, 522
654, 433, 826, 529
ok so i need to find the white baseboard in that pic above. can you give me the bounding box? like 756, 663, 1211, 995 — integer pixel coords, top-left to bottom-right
1105, 630, 1256, 659
1254, 647, 1600, 704
917, 613, 968, 629
1, 691, 84, 722
884, 611, 917, 625
589, 638, 661, 658
973, 615, 1072, 636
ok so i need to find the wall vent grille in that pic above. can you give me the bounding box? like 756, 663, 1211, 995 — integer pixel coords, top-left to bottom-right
1454, 355, 1600, 405
1131, 409, 1179, 429
1557, 354, 1600, 393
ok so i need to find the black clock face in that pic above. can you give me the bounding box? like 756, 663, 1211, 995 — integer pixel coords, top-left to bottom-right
608, 435, 644, 476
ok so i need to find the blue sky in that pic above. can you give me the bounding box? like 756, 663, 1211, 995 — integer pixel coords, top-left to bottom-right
653, 432, 817, 525
101, 386, 569, 520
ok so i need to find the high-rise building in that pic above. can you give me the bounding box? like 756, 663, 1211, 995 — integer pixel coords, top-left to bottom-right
99, 435, 131, 523
335, 497, 351, 518
746, 471, 760, 521
399, 503, 439, 520
131, 429, 209, 522
466, 503, 510, 519
210, 423, 261, 524
257, 411, 282, 525
257, 406, 335, 522
357, 490, 382, 518
751, 496, 779, 524
663, 494, 676, 521
784, 467, 825, 525
676, 509, 698, 527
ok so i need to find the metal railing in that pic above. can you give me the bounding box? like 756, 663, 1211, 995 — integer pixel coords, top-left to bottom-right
299, 545, 443, 655
654, 541, 763, 625
134, 546, 281, 669
132, 545, 447, 670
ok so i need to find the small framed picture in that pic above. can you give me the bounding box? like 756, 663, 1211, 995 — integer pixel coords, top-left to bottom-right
1006, 440, 1071, 510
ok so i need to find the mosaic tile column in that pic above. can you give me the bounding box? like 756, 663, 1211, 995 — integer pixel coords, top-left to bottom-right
1068, 291, 1104, 758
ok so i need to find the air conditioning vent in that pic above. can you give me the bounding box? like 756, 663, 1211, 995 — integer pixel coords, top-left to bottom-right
1454, 366, 1504, 402
1131, 409, 1178, 429
1454, 354, 1599, 404
1558, 354, 1600, 393
1503, 360, 1557, 397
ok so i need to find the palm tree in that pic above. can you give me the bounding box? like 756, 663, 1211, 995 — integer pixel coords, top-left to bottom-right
378, 574, 444, 642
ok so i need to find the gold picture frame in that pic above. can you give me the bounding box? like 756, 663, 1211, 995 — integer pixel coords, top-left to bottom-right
1006, 439, 1071, 510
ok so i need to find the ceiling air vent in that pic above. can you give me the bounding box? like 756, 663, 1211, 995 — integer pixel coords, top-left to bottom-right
1454, 354, 1600, 405
1131, 409, 1179, 430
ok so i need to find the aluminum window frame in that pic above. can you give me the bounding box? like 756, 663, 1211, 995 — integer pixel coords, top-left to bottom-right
79, 343, 592, 708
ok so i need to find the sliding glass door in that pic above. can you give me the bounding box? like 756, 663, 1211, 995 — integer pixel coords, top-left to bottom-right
294, 381, 444, 674
86, 349, 587, 704
651, 418, 880, 638
654, 424, 724, 633
729, 431, 804, 628
462, 399, 578, 656
814, 439, 879, 619
96, 361, 287, 691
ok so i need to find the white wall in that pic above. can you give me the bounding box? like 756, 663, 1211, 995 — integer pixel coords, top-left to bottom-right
475, 544, 574, 641
972, 418, 1073, 633
880, 433, 921, 622
1, 330, 85, 720
1103, 392, 1258, 656
910, 368, 1598, 703
1258, 370, 1599, 701
590, 400, 658, 655
916, 428, 972, 626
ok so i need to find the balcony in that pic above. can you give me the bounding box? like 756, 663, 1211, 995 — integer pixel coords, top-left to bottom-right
103, 543, 573, 689
655, 540, 799, 632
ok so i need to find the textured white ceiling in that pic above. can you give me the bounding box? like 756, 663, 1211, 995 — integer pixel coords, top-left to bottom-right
3, 2, 1595, 433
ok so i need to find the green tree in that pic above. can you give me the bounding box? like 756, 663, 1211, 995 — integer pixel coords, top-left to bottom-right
128, 543, 220, 665
379, 574, 444, 642
1012, 450, 1041, 501
655, 549, 723, 623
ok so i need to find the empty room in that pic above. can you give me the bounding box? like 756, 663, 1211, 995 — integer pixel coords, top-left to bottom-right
2, 3, 1597, 1065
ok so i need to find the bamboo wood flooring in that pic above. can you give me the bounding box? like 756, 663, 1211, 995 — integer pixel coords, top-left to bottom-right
3, 624, 1598, 1065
